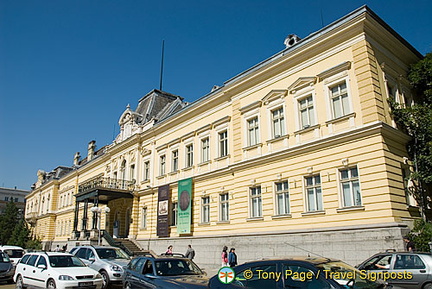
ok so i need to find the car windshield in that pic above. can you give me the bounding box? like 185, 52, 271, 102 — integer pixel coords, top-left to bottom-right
316, 261, 385, 288
155, 259, 203, 276
0, 253, 10, 263
49, 255, 87, 267
4, 249, 24, 259
96, 248, 129, 260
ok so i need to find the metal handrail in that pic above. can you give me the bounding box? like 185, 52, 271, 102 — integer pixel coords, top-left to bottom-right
78, 177, 134, 194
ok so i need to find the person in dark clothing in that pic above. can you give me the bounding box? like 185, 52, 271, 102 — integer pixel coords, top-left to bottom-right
403, 236, 415, 252
185, 245, 195, 260
228, 248, 237, 267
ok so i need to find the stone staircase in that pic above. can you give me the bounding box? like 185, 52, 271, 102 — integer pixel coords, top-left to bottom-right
114, 238, 147, 256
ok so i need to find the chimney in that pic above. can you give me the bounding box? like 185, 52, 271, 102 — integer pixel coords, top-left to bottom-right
87, 140, 96, 162
74, 152, 81, 166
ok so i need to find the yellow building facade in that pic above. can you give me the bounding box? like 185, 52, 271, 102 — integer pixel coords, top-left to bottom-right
26, 6, 422, 270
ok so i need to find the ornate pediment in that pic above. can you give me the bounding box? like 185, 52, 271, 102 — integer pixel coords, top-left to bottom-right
288, 77, 317, 94
261, 89, 287, 105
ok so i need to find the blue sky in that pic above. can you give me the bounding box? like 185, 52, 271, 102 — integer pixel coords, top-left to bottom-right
1, 0, 431, 190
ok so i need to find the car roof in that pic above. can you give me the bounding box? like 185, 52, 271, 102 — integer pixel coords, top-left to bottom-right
26, 251, 74, 257
242, 256, 341, 265
0, 245, 24, 250
374, 250, 432, 255
75, 245, 118, 250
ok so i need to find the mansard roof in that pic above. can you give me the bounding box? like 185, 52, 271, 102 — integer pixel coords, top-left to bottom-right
135, 89, 186, 124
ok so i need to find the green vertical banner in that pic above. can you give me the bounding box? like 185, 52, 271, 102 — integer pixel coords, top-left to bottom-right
177, 178, 192, 234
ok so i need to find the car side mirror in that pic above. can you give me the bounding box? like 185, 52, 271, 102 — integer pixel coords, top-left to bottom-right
89, 257, 95, 263
37, 264, 47, 270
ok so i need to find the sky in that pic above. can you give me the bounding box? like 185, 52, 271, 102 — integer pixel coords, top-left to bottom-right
1, 0, 431, 190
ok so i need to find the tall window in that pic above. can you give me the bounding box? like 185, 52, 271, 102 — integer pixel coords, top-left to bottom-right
220, 193, 229, 221
250, 186, 262, 218
159, 155, 166, 176
276, 181, 290, 215
186, 144, 194, 167
130, 164, 135, 181
340, 167, 361, 207
201, 138, 210, 162
247, 117, 259, 146
172, 150, 179, 172
330, 81, 350, 118
143, 161, 150, 180
201, 196, 210, 223
219, 131, 228, 157
299, 95, 315, 129
141, 207, 147, 229
271, 107, 285, 138
305, 175, 322, 211
171, 202, 178, 226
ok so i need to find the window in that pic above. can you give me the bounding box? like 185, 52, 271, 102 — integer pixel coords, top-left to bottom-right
219, 131, 228, 157
171, 202, 178, 226
394, 254, 425, 269
247, 117, 259, 146
141, 207, 147, 229
305, 175, 322, 211
299, 95, 315, 129
271, 107, 285, 138
172, 150, 179, 172
340, 167, 361, 207
220, 193, 229, 221
201, 196, 210, 223
201, 138, 210, 162
330, 81, 350, 118
275, 181, 290, 215
130, 164, 135, 181
159, 155, 166, 176
186, 144, 194, 167
250, 186, 262, 218
143, 161, 150, 180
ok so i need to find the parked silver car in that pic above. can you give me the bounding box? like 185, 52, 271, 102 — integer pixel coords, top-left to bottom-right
71, 245, 131, 289
357, 250, 432, 289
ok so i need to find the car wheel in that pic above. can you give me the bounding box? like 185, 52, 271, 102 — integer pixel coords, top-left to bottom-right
47, 279, 57, 289
15, 275, 26, 289
101, 271, 109, 289
423, 283, 432, 289
124, 281, 132, 289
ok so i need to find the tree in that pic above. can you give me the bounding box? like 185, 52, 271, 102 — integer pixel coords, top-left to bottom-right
0, 201, 20, 245
391, 52, 432, 220
9, 219, 31, 248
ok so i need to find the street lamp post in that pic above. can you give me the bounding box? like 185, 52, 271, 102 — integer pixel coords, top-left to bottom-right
90, 206, 111, 246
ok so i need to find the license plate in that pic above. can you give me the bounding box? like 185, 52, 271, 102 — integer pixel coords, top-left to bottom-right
79, 282, 93, 287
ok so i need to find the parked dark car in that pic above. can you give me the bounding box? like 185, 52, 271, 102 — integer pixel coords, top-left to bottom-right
123, 251, 208, 289
0, 251, 14, 284
356, 250, 432, 289
208, 256, 392, 289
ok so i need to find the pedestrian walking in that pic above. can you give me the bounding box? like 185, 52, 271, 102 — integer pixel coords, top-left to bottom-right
185, 244, 195, 259
228, 248, 237, 268
166, 245, 173, 255
403, 236, 416, 252
53, 245, 61, 252
221, 246, 228, 267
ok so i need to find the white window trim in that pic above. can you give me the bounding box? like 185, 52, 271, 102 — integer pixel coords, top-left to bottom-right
293, 87, 317, 131
141, 206, 147, 229
249, 186, 263, 218
201, 196, 210, 224
200, 136, 211, 163
219, 192, 230, 222
142, 157, 151, 181
337, 166, 363, 209
274, 180, 290, 216
324, 74, 353, 121
268, 104, 287, 140
304, 174, 323, 212
242, 108, 260, 148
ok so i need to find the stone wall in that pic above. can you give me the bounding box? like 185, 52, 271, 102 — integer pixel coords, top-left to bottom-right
137, 223, 408, 275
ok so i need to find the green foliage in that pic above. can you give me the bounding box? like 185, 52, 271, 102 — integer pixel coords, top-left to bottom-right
0, 201, 20, 245
0, 201, 41, 248
390, 52, 432, 219
408, 219, 432, 252
25, 237, 42, 251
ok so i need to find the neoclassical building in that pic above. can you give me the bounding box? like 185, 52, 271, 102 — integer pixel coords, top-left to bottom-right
26, 6, 422, 271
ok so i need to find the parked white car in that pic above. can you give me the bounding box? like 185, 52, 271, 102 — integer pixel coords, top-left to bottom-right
14, 251, 103, 289
0, 245, 25, 266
